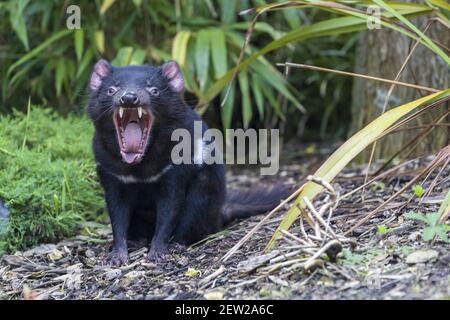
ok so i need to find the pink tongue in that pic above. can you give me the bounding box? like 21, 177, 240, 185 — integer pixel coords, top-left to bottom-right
123, 122, 142, 152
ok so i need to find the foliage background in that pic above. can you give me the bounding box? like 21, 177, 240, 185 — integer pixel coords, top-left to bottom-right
0, 0, 355, 141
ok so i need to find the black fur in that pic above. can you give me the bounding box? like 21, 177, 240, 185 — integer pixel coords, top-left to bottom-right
88, 60, 289, 265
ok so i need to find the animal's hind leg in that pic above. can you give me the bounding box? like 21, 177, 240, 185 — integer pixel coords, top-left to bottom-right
173, 169, 225, 245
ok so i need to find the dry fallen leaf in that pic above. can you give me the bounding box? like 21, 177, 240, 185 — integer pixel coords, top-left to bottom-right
406, 250, 439, 264
185, 267, 201, 277
204, 291, 224, 300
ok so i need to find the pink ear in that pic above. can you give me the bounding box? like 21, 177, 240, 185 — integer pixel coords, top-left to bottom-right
90, 59, 111, 91
162, 61, 184, 93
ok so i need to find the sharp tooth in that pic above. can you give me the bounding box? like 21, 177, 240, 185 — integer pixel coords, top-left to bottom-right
138, 107, 143, 119
119, 107, 124, 118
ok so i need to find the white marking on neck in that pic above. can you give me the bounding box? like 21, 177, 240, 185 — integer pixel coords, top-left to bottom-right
113, 165, 173, 184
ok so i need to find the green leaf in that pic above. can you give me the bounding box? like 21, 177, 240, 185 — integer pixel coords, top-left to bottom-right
111, 47, 134, 66
172, 31, 191, 68
129, 48, 147, 65
221, 83, 235, 130
76, 48, 94, 79
220, 0, 236, 24
373, 0, 450, 65
238, 71, 252, 128
95, 30, 105, 54
7, 29, 73, 78
9, 0, 30, 51
438, 189, 450, 222
251, 73, 264, 118
426, 212, 441, 226
422, 226, 436, 241
377, 225, 388, 235
55, 59, 66, 97
200, 3, 434, 106
435, 225, 450, 243
100, 0, 116, 15
426, 0, 450, 11
210, 29, 227, 79
195, 30, 211, 90
74, 29, 84, 62
283, 8, 301, 30
412, 185, 425, 198
405, 211, 430, 224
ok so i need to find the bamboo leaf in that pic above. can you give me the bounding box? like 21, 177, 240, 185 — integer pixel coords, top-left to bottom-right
238, 71, 252, 128
129, 48, 147, 65
195, 30, 211, 90
200, 2, 433, 106
211, 29, 228, 79
100, 0, 116, 15
9, 0, 30, 51
220, 0, 236, 24
267, 89, 450, 249
425, 0, 450, 12
74, 29, 84, 62
7, 29, 73, 78
55, 59, 66, 96
95, 30, 105, 54
251, 73, 264, 118
76, 48, 94, 79
373, 0, 450, 65
172, 31, 191, 68
111, 47, 134, 66
221, 83, 235, 130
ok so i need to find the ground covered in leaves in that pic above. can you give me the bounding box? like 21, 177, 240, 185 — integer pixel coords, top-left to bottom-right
1, 144, 449, 300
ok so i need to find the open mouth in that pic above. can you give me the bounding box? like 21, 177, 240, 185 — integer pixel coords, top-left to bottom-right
113, 107, 153, 165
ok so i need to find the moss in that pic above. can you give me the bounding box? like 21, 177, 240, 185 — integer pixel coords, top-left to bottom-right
0, 107, 104, 254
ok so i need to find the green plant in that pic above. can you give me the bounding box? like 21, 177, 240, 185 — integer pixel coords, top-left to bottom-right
371, 181, 385, 192
0, 106, 103, 254
412, 185, 425, 198
405, 211, 450, 243
377, 225, 388, 235
1, 0, 306, 131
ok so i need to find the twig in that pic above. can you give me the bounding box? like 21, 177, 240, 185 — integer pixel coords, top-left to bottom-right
276, 62, 440, 93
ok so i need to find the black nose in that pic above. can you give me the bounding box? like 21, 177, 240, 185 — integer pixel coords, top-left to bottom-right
120, 92, 138, 106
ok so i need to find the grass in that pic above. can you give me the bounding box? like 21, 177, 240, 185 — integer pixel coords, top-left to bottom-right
0, 106, 103, 254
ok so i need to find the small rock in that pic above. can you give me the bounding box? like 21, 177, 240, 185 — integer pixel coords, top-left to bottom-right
2, 255, 25, 266
47, 249, 64, 261
124, 270, 146, 279
23, 244, 56, 257
406, 249, 439, 264
237, 250, 280, 274
85, 249, 95, 258
268, 276, 289, 287
204, 291, 224, 300
105, 269, 122, 280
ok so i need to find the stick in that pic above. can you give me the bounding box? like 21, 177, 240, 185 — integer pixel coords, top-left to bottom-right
276, 62, 440, 93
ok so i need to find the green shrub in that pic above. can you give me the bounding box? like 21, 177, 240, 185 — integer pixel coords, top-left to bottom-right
0, 106, 103, 254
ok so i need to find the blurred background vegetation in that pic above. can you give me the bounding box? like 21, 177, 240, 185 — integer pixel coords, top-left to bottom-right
0, 0, 359, 141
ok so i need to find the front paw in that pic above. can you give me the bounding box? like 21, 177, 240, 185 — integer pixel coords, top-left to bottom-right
146, 245, 169, 263
101, 249, 129, 266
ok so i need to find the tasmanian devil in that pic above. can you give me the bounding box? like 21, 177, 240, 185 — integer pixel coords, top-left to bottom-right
87, 59, 289, 266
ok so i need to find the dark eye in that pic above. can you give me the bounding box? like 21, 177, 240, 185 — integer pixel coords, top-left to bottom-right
107, 86, 118, 95
147, 86, 160, 96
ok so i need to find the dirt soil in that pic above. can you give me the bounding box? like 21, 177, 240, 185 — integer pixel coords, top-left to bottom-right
1, 144, 449, 300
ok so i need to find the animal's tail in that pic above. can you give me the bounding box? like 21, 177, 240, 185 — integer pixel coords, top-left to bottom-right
222, 184, 291, 226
